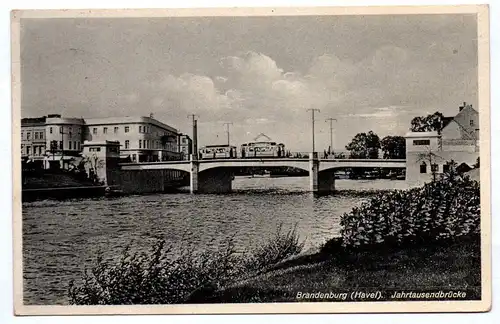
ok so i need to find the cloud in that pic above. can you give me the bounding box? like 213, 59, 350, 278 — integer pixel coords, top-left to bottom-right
137, 44, 475, 149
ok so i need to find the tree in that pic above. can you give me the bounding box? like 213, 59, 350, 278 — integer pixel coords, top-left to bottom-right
473, 157, 480, 168
83, 154, 105, 184
416, 146, 443, 182
380, 136, 406, 159
345, 131, 381, 159
410, 112, 446, 133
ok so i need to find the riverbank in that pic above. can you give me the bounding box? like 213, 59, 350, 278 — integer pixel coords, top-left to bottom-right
193, 236, 480, 303
22, 186, 109, 202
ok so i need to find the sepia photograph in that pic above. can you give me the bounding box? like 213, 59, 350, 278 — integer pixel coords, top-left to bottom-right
11, 5, 491, 315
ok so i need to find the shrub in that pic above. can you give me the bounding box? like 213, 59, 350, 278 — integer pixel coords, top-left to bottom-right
241, 223, 305, 274
335, 173, 480, 250
68, 224, 304, 305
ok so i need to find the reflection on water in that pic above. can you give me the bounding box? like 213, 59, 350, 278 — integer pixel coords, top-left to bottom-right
22, 177, 409, 305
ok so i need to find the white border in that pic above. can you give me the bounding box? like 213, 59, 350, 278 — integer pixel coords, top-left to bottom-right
2, 0, 498, 323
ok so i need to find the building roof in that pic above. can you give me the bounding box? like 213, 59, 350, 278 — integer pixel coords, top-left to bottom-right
441, 116, 454, 130
21, 116, 47, 126
84, 116, 178, 133
404, 131, 440, 138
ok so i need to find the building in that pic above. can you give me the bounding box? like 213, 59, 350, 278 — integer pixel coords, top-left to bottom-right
84, 116, 181, 163
177, 134, 192, 160
81, 140, 121, 185
21, 116, 47, 168
44, 114, 86, 169
21, 114, 185, 169
405, 102, 479, 184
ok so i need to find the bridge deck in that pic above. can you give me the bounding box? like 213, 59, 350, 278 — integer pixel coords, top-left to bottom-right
120, 158, 406, 172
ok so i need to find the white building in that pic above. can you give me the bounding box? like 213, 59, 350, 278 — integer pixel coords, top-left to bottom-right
405, 103, 479, 184
21, 114, 184, 169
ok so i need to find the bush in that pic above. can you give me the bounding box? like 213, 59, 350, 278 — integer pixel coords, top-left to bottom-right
241, 223, 305, 274
68, 224, 304, 305
335, 173, 480, 250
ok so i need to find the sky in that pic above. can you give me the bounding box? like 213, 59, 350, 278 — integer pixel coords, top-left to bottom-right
20, 14, 478, 151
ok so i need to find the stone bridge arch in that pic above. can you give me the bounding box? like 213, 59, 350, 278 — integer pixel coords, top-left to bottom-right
198, 159, 310, 173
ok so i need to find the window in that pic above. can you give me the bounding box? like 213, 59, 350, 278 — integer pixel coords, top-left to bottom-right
69, 141, 72, 150
69, 127, 72, 133
59, 141, 63, 150
27, 132, 31, 140
40, 132, 44, 140
93, 128, 97, 134
59, 126, 63, 134
182, 138, 187, 144
470, 119, 474, 126
419, 162, 427, 174
27, 146, 31, 155
431, 164, 438, 172
125, 140, 130, 149
139, 125, 143, 133
114, 127, 119, 133
78, 128, 81, 134
49, 127, 53, 134
125, 126, 130, 133
77, 141, 80, 150
21, 131, 24, 139
139, 140, 142, 149
103, 127, 108, 134
413, 140, 430, 146
89, 147, 101, 152
34, 132, 39, 140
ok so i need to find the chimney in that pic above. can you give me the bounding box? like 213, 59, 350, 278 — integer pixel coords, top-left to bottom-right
459, 102, 466, 112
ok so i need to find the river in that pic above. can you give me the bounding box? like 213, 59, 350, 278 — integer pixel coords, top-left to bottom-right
22, 176, 411, 305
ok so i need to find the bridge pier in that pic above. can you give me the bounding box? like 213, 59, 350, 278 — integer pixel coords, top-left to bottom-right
190, 161, 199, 194
309, 153, 320, 192
190, 161, 232, 194
309, 153, 336, 194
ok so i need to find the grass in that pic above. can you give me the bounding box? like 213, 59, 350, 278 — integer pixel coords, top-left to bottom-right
23, 172, 95, 189
199, 235, 481, 303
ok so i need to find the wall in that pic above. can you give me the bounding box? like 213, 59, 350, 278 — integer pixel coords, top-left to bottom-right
441, 106, 479, 140
108, 169, 186, 194
406, 150, 479, 184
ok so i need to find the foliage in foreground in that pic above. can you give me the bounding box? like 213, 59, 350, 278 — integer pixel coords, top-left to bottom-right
328, 171, 480, 250
68, 224, 304, 305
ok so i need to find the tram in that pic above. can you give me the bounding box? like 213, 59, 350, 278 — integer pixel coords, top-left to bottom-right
240, 141, 286, 158
199, 145, 238, 159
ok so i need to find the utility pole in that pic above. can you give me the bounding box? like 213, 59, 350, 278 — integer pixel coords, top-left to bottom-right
325, 118, 337, 154
187, 114, 198, 161
223, 122, 233, 146
307, 108, 321, 154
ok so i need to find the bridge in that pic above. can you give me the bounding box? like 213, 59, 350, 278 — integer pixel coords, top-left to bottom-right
118, 155, 406, 194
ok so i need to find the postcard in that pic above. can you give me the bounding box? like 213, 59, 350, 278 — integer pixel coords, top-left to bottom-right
11, 5, 491, 315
